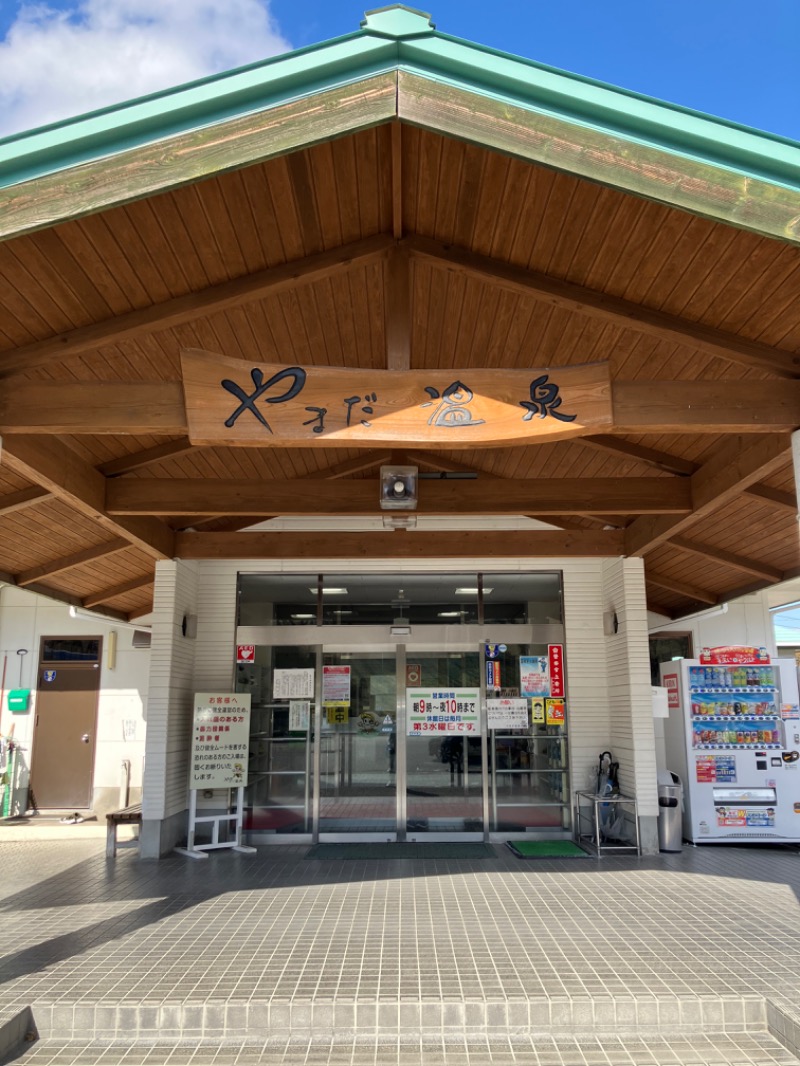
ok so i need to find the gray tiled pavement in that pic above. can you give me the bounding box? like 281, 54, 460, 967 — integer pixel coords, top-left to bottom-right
2, 838, 800, 1063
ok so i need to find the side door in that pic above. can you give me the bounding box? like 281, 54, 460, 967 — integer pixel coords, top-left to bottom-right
29, 659, 100, 809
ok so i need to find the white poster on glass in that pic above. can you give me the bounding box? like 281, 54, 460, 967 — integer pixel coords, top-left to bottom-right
273, 668, 315, 699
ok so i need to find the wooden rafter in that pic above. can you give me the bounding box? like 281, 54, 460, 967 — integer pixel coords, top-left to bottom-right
0, 235, 392, 378
176, 528, 625, 559
670, 536, 784, 583
99, 439, 196, 477
625, 435, 791, 557
0, 486, 53, 515
392, 120, 403, 240
580, 436, 697, 476
745, 484, 797, 512
386, 244, 411, 371
645, 598, 677, 620
16, 537, 131, 587
106, 477, 692, 516
83, 575, 154, 609
306, 453, 392, 479
580, 435, 796, 511
647, 571, 718, 605
1, 436, 174, 559
405, 235, 800, 378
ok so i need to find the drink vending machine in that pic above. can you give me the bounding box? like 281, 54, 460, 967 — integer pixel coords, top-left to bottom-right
660, 647, 800, 844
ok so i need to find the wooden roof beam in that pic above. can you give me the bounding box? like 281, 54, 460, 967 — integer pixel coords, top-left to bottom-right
107, 477, 692, 517
745, 484, 797, 512
625, 435, 791, 557
99, 438, 196, 477
16, 537, 131, 587
647, 571, 718, 605
0, 235, 392, 379
670, 536, 784, 583
1, 436, 174, 559
83, 575, 154, 609
386, 244, 411, 371
176, 528, 625, 560
645, 599, 677, 620
580, 434, 795, 512
580, 436, 697, 476
0, 486, 53, 515
304, 453, 392, 479
406, 236, 800, 378
2, 379, 798, 436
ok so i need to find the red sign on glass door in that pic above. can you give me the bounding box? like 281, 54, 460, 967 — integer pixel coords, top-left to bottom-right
548, 644, 564, 697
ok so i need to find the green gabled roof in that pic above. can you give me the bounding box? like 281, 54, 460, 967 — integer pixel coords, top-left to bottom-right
1, 5, 799, 243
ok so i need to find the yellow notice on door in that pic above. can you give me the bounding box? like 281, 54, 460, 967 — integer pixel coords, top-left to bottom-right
546, 698, 565, 726
531, 698, 545, 723
326, 703, 349, 725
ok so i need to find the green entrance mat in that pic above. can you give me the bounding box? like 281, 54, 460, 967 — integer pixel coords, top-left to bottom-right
506, 840, 590, 859
306, 843, 494, 860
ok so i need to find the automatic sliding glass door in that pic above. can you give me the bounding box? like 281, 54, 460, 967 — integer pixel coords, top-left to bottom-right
239, 635, 570, 842
404, 650, 485, 838
318, 650, 398, 840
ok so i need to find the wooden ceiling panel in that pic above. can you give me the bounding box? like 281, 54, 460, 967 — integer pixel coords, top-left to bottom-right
404, 129, 800, 368
649, 544, 755, 588
44, 553, 152, 597
0, 125, 798, 618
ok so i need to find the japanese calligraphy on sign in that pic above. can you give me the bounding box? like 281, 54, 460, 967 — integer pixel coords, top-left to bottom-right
191, 692, 251, 789
406, 688, 480, 736
181, 350, 612, 448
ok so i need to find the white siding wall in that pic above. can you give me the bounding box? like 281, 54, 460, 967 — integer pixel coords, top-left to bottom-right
602, 557, 658, 816
0, 585, 149, 815
142, 560, 198, 820
649, 594, 776, 658
561, 561, 611, 797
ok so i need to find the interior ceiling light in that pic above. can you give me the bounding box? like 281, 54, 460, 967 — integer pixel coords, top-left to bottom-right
291, 613, 316, 619
438, 611, 462, 618
454, 587, 493, 595
310, 587, 348, 595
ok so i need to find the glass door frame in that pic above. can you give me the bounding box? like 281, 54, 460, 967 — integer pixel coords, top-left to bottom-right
313, 643, 402, 843
237, 624, 563, 843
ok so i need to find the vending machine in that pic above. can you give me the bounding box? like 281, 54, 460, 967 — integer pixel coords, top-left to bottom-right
660, 647, 800, 844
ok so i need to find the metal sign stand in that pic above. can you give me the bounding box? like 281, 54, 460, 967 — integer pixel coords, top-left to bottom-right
175, 786, 256, 860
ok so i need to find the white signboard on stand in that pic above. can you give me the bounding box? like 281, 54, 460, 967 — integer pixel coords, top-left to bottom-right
190, 692, 251, 788
176, 692, 256, 861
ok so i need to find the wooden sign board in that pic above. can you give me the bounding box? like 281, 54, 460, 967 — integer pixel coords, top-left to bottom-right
181, 349, 612, 448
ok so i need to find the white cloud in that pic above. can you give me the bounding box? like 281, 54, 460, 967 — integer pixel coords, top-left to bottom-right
0, 0, 292, 137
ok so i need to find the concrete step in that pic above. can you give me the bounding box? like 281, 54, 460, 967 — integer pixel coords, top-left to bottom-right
5, 1032, 799, 1066
28, 994, 769, 1042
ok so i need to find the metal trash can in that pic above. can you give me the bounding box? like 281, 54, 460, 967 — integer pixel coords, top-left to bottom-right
657, 771, 683, 852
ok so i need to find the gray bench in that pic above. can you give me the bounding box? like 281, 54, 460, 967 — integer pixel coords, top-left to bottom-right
106, 802, 142, 858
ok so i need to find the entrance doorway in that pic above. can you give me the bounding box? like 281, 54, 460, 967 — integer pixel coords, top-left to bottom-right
241, 638, 570, 842
29, 637, 101, 810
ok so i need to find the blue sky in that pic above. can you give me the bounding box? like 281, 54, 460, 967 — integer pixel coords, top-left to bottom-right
0, 0, 799, 140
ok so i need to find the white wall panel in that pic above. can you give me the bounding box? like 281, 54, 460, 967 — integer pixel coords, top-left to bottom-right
142, 560, 198, 820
